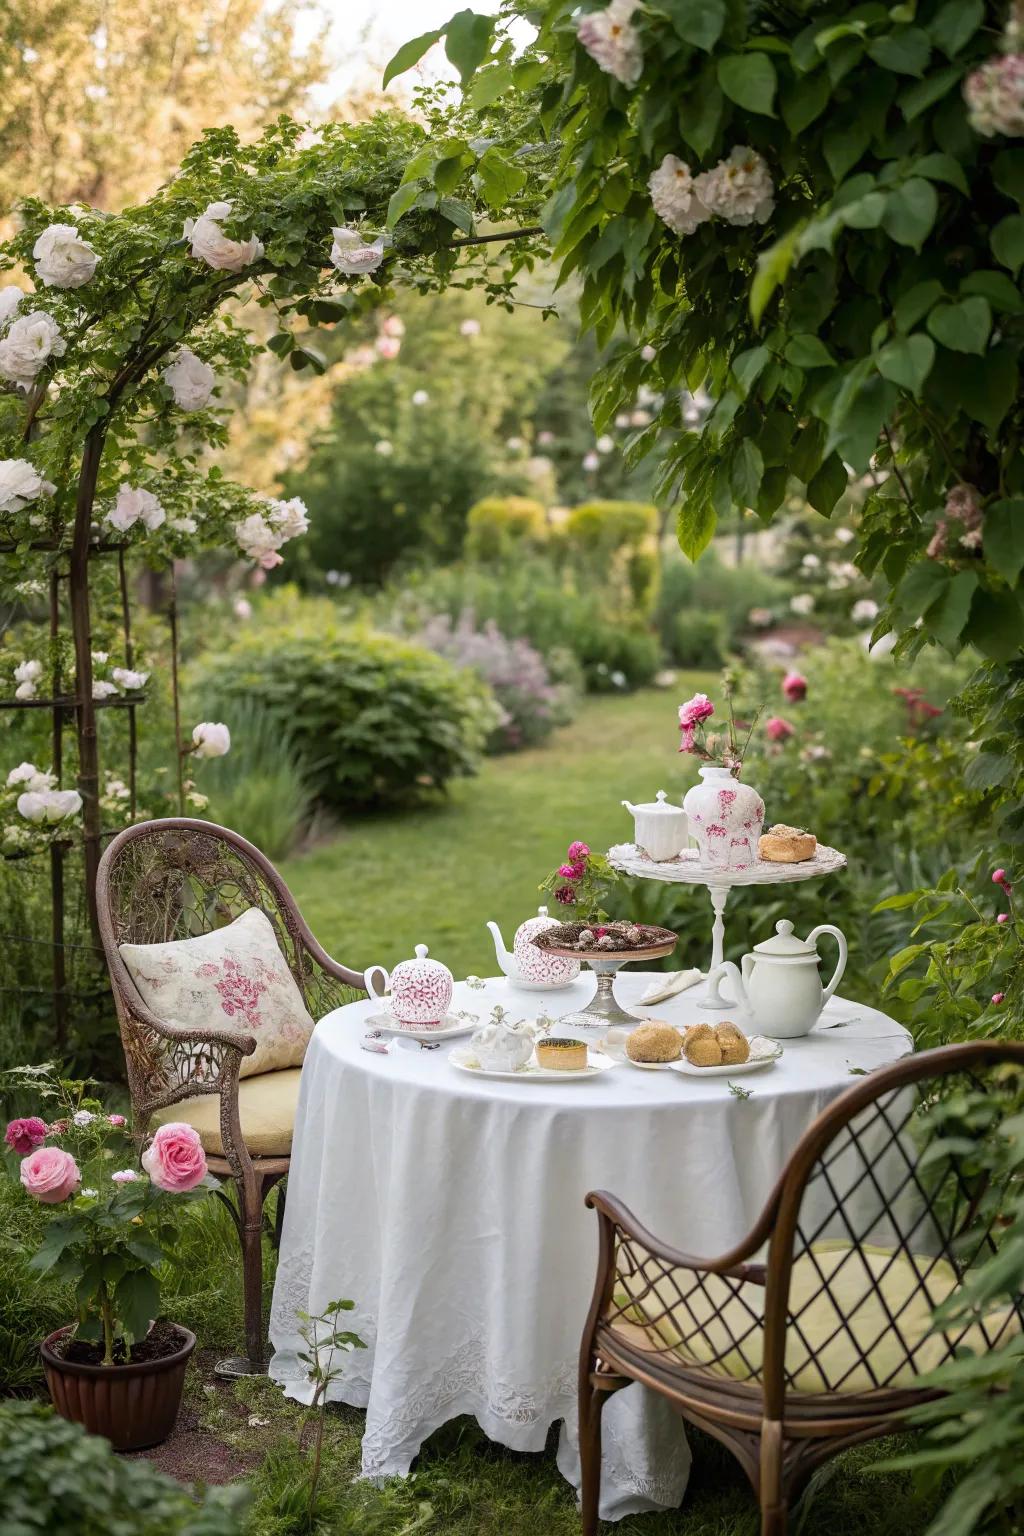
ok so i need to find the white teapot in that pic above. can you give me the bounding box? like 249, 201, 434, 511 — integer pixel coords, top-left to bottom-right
487, 906, 581, 990
469, 1006, 539, 1071
621, 790, 688, 862
364, 944, 454, 1026
708, 919, 848, 1039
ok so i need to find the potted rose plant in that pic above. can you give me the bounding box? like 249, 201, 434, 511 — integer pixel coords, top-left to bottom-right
2, 1064, 212, 1450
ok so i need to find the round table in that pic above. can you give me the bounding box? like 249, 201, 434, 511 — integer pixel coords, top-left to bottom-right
269, 973, 911, 1521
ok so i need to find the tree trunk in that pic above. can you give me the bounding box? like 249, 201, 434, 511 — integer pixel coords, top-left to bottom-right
69, 425, 107, 942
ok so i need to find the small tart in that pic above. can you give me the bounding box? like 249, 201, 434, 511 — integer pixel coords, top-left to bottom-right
682, 1023, 723, 1067
626, 1022, 682, 1063
759, 824, 817, 863
535, 1037, 588, 1071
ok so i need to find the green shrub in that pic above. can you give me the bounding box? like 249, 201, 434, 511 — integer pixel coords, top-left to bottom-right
0, 1400, 247, 1535
656, 548, 792, 654
464, 495, 547, 561
564, 500, 659, 613
671, 610, 728, 669
186, 699, 314, 861
191, 621, 498, 811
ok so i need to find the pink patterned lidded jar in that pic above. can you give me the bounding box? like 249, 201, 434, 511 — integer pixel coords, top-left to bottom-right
373, 944, 454, 1027
683, 764, 765, 871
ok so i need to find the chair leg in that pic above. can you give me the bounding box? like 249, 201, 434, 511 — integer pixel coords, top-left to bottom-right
272, 1176, 287, 1251
759, 1420, 788, 1536
215, 1173, 269, 1379
579, 1375, 606, 1536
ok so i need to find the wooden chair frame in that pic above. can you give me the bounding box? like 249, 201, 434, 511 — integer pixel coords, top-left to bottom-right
579, 1040, 1024, 1536
97, 817, 368, 1373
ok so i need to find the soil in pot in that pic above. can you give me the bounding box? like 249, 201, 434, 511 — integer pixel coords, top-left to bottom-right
51, 1317, 184, 1368
42, 1320, 195, 1452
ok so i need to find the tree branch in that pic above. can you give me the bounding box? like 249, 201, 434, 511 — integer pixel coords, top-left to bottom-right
447, 225, 545, 249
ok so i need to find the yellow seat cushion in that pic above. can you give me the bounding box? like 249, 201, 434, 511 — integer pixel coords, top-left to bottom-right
613, 1240, 1020, 1394
152, 1068, 300, 1157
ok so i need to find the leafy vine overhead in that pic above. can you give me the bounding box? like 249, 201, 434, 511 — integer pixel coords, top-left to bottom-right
388, 0, 1024, 666
0, 109, 549, 910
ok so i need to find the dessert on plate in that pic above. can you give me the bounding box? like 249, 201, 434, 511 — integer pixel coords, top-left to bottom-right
625, 1021, 682, 1063
533, 919, 677, 954
535, 1037, 588, 1071
714, 1020, 750, 1065
682, 1020, 752, 1067
759, 824, 817, 863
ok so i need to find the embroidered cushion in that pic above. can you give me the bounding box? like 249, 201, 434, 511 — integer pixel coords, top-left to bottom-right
119, 907, 315, 1078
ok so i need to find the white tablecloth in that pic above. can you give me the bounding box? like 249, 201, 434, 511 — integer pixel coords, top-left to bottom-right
269, 973, 911, 1520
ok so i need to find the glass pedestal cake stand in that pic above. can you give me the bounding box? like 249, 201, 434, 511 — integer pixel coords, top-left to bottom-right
606, 842, 848, 1009
534, 929, 677, 1030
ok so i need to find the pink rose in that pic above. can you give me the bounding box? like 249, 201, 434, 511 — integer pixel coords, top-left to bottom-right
555, 886, 576, 905
258, 550, 284, 570
558, 863, 578, 879
107, 1113, 127, 1127
567, 841, 590, 861
678, 693, 714, 729
993, 869, 1008, 885
5, 1116, 47, 1155
765, 716, 794, 742
782, 671, 807, 702
141, 1122, 207, 1192
111, 1168, 139, 1184
20, 1146, 80, 1203
678, 724, 696, 754
997, 913, 1009, 925
992, 992, 1006, 1006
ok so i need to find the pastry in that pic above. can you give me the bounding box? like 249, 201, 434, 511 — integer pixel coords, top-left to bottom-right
535, 1037, 588, 1070
759, 824, 817, 863
682, 1023, 723, 1067
715, 1021, 750, 1066
625, 1022, 682, 1063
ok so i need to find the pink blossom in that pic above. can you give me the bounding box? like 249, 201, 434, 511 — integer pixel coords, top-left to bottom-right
19, 1145, 80, 1203
993, 868, 1008, 885
5, 1116, 47, 1155
765, 716, 794, 743
558, 863, 578, 879
111, 1168, 140, 1184
555, 886, 577, 905
47, 1119, 68, 1136
141, 1122, 207, 1192
678, 693, 714, 729
782, 671, 807, 703
107, 1113, 127, 1127
992, 992, 1006, 1005
567, 841, 590, 861
258, 549, 284, 570
678, 724, 696, 754
997, 913, 1010, 925
375, 335, 401, 360
569, 860, 587, 880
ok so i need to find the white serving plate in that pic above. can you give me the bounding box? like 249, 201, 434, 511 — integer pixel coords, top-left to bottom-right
365, 1011, 479, 1043
669, 1036, 783, 1078
449, 1045, 617, 1081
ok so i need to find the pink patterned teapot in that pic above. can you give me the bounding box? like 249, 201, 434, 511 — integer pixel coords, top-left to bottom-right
487, 906, 581, 991
365, 943, 454, 1026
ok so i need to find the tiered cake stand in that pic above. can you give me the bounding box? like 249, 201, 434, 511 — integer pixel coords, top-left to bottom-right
606, 842, 848, 1008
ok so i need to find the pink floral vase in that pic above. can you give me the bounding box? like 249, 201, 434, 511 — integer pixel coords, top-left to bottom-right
683, 764, 764, 871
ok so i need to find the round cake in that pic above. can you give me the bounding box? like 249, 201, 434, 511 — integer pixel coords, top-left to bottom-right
625, 1022, 682, 1063
759, 824, 817, 863
535, 1037, 588, 1071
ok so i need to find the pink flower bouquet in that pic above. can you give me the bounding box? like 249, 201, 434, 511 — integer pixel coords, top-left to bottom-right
2, 1063, 212, 1365
540, 839, 618, 922
677, 681, 762, 774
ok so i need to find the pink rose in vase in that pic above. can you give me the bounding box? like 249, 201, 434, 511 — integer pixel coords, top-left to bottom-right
678, 693, 714, 730
141, 1122, 208, 1192
20, 1145, 81, 1203
5, 1116, 48, 1155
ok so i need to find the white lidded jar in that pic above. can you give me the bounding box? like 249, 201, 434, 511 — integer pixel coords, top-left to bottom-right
682, 765, 764, 870
621, 790, 688, 862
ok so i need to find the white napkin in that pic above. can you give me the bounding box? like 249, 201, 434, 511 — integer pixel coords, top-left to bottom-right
360, 1033, 422, 1056
638, 968, 703, 1005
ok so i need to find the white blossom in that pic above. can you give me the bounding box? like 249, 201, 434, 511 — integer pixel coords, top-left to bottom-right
112, 667, 149, 691
17, 787, 82, 823
233, 597, 253, 619
640, 344, 657, 363
0, 311, 66, 388
330, 227, 385, 275
381, 314, 405, 338
614, 413, 631, 429
375, 335, 401, 360
459, 318, 481, 337
835, 526, 855, 544
412, 389, 430, 406
169, 515, 198, 534
374, 439, 394, 456
0, 287, 23, 326
93, 680, 118, 699
92, 651, 108, 664
696, 146, 775, 227
266, 495, 309, 540
596, 434, 615, 454
537, 429, 555, 446
852, 598, 880, 625
576, 0, 644, 87
184, 200, 263, 272
234, 512, 284, 568
583, 451, 600, 471
192, 721, 231, 758
2, 824, 31, 850
111, 1169, 140, 1184
14, 660, 42, 687
506, 436, 524, 452
14, 681, 36, 700
629, 409, 651, 427
7, 762, 55, 792
966, 53, 1024, 137
33, 223, 99, 288
163, 346, 216, 411
186, 790, 209, 810
106, 484, 165, 534
801, 553, 821, 570
648, 154, 710, 236
72, 1109, 96, 1127
790, 593, 815, 615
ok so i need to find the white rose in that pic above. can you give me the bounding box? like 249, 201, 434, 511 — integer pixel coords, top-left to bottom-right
0, 311, 66, 388
14, 681, 36, 700
234, 512, 285, 568
112, 667, 149, 691
7, 762, 42, 788
184, 200, 264, 272
33, 223, 99, 288
0, 287, 23, 326
648, 154, 711, 236
266, 495, 309, 540
576, 0, 644, 87
14, 659, 42, 686
696, 146, 774, 227
106, 483, 165, 533
329, 227, 385, 276
163, 346, 216, 411
192, 721, 231, 758
93, 680, 118, 699
72, 1109, 96, 1127
92, 651, 109, 664
17, 788, 82, 824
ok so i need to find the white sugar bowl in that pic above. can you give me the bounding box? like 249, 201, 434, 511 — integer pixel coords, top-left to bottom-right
470, 1006, 538, 1071
622, 790, 688, 862
365, 943, 453, 1026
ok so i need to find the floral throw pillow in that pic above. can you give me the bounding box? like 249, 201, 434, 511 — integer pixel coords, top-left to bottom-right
119, 907, 315, 1078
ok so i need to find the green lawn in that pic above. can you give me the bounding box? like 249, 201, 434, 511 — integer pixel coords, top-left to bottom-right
281, 681, 713, 980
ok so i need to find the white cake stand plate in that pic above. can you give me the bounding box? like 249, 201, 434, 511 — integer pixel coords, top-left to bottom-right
606, 842, 848, 1008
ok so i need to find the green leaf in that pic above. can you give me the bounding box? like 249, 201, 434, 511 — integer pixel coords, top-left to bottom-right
876, 332, 935, 395
806, 452, 848, 516
717, 53, 777, 116
867, 26, 931, 76
730, 440, 763, 508
115, 1270, 161, 1345
785, 334, 834, 368
475, 148, 526, 210
899, 65, 962, 121
893, 279, 944, 331
984, 499, 1024, 585
467, 62, 512, 108
750, 226, 800, 324
823, 119, 869, 183
437, 196, 473, 233
947, 344, 1018, 432
912, 151, 969, 196
993, 148, 1024, 205
828, 374, 897, 473
444, 10, 495, 84
929, 0, 983, 58
926, 295, 992, 353
882, 178, 938, 249
678, 64, 723, 157
386, 181, 423, 229
782, 70, 831, 135
662, 0, 724, 50
964, 751, 1015, 790
383, 29, 442, 88
731, 345, 771, 397
926, 569, 977, 650
677, 495, 717, 560
960, 270, 1024, 313
893, 560, 951, 628
964, 586, 1024, 661
266, 332, 294, 356
991, 214, 1024, 275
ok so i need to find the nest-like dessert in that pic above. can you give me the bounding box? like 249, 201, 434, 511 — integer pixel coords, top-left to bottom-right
533, 920, 677, 954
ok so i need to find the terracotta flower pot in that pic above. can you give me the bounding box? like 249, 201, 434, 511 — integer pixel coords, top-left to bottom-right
40, 1323, 195, 1451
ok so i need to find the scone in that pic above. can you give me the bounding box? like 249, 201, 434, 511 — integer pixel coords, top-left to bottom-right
759, 824, 817, 862
715, 1021, 750, 1065
626, 1022, 682, 1063
535, 1037, 588, 1070
682, 1023, 723, 1067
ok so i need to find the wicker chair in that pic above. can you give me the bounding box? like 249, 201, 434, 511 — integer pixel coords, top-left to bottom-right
97, 818, 368, 1375
579, 1041, 1024, 1536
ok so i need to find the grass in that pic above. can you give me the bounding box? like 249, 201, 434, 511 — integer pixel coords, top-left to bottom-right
280, 683, 713, 979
